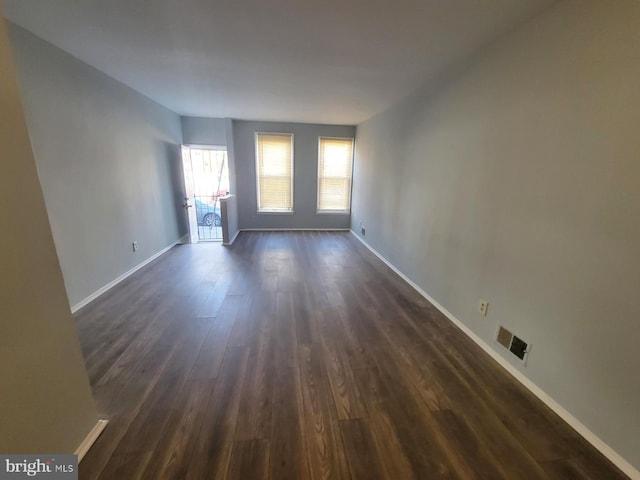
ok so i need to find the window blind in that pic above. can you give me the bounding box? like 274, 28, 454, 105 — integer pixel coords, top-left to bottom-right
317, 137, 354, 212
255, 133, 293, 212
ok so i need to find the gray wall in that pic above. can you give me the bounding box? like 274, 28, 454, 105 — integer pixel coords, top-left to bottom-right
233, 120, 355, 229
351, 0, 640, 471
181, 116, 227, 146
0, 13, 98, 453
9, 24, 187, 308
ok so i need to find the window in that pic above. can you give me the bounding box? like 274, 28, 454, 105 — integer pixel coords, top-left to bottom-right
317, 137, 354, 213
255, 133, 294, 212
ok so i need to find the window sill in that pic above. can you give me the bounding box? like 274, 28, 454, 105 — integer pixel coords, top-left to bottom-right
316, 210, 350, 215
257, 210, 294, 215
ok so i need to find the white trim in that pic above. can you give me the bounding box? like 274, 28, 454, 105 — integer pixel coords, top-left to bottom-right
256, 210, 294, 215
316, 136, 354, 214
255, 132, 294, 213
183, 144, 227, 151
316, 210, 350, 215
223, 229, 241, 246
349, 230, 640, 480
241, 228, 350, 232
70, 239, 181, 313
75, 419, 108, 462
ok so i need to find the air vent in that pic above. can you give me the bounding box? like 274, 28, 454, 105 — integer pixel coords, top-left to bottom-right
496, 325, 531, 364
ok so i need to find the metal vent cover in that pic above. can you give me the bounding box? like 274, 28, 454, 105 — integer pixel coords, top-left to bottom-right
496, 325, 531, 364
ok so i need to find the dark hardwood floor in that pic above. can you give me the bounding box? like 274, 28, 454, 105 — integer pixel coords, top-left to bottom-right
76, 231, 628, 479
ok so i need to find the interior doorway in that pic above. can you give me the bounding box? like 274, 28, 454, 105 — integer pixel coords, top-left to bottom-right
181, 146, 229, 242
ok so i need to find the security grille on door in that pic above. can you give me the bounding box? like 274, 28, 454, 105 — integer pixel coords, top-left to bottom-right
182, 146, 229, 242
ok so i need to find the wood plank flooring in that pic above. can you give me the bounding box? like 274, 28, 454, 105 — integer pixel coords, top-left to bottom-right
75, 231, 629, 479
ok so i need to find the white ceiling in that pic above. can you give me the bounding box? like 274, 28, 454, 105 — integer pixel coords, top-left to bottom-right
3, 0, 557, 124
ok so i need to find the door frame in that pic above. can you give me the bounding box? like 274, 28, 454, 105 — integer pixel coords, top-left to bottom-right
181, 144, 228, 244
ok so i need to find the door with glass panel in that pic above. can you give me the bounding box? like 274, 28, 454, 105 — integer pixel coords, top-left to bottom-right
181, 146, 229, 242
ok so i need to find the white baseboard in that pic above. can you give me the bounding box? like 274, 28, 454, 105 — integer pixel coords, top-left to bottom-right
223, 229, 241, 246
75, 419, 108, 462
225, 228, 350, 245
239, 228, 350, 232
349, 230, 639, 480
70, 239, 181, 313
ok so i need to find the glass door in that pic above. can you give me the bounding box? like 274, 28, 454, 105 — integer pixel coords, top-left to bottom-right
181, 146, 229, 242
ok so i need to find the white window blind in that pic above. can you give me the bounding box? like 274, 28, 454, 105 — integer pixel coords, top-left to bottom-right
317, 137, 354, 212
255, 133, 294, 212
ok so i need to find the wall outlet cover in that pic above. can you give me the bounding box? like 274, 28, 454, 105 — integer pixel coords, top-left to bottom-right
478, 299, 489, 316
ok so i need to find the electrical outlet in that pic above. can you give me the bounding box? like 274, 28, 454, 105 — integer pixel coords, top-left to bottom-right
132, 241, 138, 252
361, 226, 366, 236
478, 299, 489, 316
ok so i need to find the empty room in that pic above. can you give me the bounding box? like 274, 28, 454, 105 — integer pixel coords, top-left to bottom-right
1, 0, 639, 479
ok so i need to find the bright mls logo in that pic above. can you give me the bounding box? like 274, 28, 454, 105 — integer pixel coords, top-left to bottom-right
0, 455, 77, 479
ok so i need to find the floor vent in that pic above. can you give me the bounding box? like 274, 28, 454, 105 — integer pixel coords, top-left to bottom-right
496, 325, 531, 364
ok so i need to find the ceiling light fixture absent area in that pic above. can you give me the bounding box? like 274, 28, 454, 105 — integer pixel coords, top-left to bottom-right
3, 0, 559, 124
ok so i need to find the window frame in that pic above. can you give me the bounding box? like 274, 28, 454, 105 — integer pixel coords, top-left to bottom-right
255, 132, 295, 214
316, 136, 355, 215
